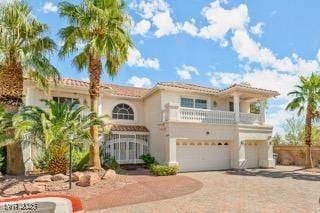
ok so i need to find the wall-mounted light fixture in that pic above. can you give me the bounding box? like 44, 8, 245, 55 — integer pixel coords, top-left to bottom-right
240, 140, 245, 145
206, 131, 210, 135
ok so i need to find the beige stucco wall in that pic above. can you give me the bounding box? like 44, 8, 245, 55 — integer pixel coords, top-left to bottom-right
101, 96, 144, 125
143, 91, 166, 163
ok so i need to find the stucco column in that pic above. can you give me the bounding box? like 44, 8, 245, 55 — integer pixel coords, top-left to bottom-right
231, 130, 246, 169
259, 100, 266, 125
98, 94, 103, 116
164, 103, 180, 121
259, 139, 275, 168
233, 93, 240, 123
25, 86, 34, 106
167, 137, 178, 166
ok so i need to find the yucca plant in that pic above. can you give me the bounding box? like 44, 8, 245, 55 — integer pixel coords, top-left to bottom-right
14, 100, 106, 174
0, 0, 59, 175
58, 0, 133, 170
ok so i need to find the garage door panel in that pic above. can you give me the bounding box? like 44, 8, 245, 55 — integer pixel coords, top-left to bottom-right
177, 142, 231, 172
245, 144, 259, 168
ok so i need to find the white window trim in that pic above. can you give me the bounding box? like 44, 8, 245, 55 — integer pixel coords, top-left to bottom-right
180, 96, 208, 109
110, 100, 138, 123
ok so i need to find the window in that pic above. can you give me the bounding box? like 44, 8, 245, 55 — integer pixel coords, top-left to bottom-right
53, 96, 79, 104
112, 103, 134, 120
229, 102, 234, 112
181, 97, 207, 109
195, 99, 207, 109
181, 98, 194, 108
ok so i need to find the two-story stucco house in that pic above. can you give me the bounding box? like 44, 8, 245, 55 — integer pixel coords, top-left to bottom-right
22, 78, 279, 172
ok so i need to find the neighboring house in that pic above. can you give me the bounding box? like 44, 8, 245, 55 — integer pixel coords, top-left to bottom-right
22, 78, 279, 172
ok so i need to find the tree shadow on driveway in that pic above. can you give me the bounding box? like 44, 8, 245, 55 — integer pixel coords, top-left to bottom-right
226, 168, 320, 181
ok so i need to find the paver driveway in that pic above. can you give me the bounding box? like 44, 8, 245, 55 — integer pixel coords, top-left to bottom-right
91, 166, 320, 213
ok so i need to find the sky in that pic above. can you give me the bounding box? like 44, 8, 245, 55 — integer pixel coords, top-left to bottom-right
5, 0, 320, 133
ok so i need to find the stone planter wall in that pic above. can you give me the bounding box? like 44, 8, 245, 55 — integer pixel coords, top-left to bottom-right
273, 145, 320, 166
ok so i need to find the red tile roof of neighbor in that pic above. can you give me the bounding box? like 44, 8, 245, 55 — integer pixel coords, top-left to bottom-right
110, 124, 150, 132
53, 78, 279, 98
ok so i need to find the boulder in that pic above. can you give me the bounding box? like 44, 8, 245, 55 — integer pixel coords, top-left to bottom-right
34, 175, 52, 182
72, 172, 84, 182
51, 173, 69, 181
23, 183, 45, 195
102, 169, 116, 179
77, 172, 100, 187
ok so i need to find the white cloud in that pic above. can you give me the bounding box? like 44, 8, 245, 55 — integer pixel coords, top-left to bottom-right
198, 1, 249, 40
131, 19, 151, 36
178, 19, 198, 37
317, 49, 320, 62
250, 22, 264, 37
130, 0, 179, 38
152, 11, 179, 37
127, 48, 160, 70
127, 76, 152, 88
210, 69, 299, 100
42, 2, 58, 13
176, 65, 200, 80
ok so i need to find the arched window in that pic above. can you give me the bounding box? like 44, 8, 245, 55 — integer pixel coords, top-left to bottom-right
112, 103, 134, 120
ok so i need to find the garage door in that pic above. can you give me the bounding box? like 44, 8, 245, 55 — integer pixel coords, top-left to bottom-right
177, 140, 231, 172
245, 142, 259, 168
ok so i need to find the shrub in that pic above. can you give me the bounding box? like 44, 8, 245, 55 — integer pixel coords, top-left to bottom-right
140, 154, 157, 168
71, 149, 89, 171
101, 153, 120, 173
32, 150, 51, 171
150, 164, 179, 176
0, 148, 6, 174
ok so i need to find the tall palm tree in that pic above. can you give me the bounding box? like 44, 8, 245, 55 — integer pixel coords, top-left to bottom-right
14, 100, 106, 174
58, 0, 132, 170
0, 1, 59, 175
286, 73, 320, 168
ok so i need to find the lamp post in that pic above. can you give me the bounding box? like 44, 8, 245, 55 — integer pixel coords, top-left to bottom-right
68, 134, 74, 190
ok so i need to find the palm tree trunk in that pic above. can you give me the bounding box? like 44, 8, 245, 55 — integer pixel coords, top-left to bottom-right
304, 106, 313, 168
88, 53, 102, 171
0, 60, 25, 175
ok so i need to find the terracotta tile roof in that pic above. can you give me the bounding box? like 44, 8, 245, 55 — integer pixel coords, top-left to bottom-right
109, 124, 149, 132
220, 83, 279, 95
104, 84, 150, 98
157, 82, 219, 93
57, 78, 111, 89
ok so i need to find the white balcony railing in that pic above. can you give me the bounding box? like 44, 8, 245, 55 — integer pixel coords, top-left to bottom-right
179, 108, 236, 125
240, 112, 261, 124
163, 104, 264, 125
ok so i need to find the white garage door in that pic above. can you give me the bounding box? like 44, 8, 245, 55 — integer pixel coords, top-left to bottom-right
177, 141, 231, 172
245, 142, 259, 168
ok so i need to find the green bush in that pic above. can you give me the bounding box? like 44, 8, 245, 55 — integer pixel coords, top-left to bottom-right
140, 154, 157, 168
101, 153, 120, 173
32, 150, 51, 170
71, 149, 89, 171
150, 164, 179, 176
0, 148, 6, 174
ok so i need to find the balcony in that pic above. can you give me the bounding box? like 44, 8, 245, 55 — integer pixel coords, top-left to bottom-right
163, 104, 264, 125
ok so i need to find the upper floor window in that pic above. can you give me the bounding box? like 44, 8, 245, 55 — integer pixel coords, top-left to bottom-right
53, 96, 79, 104
112, 103, 134, 120
181, 97, 207, 109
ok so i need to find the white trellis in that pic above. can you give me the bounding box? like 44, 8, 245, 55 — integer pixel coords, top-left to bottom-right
103, 133, 149, 164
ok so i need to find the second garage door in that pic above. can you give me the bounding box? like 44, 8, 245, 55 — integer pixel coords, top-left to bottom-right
177, 140, 231, 172
245, 142, 259, 168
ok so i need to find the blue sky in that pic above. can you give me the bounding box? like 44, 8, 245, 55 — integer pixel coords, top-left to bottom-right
19, 0, 320, 133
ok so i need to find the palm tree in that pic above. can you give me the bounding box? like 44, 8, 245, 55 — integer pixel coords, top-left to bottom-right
58, 0, 133, 170
286, 73, 320, 168
14, 100, 106, 174
0, 1, 59, 175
